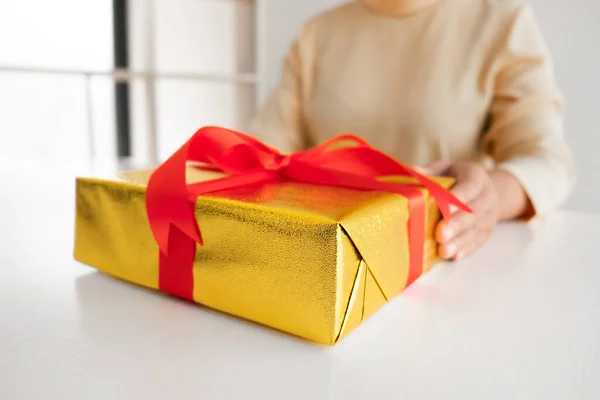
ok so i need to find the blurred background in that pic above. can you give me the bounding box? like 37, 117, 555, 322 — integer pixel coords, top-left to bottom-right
0, 0, 598, 212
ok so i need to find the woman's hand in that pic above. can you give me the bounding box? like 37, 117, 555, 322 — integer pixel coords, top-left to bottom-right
419, 162, 531, 260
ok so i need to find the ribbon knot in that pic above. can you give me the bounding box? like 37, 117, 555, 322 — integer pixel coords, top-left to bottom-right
264, 153, 291, 172
146, 126, 471, 301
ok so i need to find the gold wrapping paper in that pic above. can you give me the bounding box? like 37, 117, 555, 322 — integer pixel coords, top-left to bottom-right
74, 168, 453, 345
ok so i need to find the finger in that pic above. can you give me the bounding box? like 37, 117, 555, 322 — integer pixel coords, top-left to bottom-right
454, 228, 492, 260
438, 225, 477, 260
435, 211, 475, 243
448, 211, 497, 260
450, 176, 483, 205
440, 189, 499, 242
453, 189, 495, 220
467, 190, 496, 214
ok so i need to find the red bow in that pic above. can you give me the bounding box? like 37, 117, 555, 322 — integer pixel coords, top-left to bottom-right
146, 126, 470, 301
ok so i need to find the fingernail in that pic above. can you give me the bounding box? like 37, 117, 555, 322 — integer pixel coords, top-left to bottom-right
444, 243, 457, 258
443, 226, 454, 241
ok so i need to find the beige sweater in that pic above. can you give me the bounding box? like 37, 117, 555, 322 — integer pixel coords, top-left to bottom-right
251, 0, 575, 215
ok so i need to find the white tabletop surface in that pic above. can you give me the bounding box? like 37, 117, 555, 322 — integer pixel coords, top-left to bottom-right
1, 167, 599, 400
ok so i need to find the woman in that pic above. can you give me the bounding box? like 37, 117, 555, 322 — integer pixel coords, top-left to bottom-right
251, 0, 575, 260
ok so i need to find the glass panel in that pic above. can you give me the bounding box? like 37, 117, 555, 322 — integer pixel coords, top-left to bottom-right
152, 0, 255, 74
0, 1, 113, 70
88, 76, 118, 163
154, 79, 255, 161
129, 78, 151, 167
0, 72, 115, 169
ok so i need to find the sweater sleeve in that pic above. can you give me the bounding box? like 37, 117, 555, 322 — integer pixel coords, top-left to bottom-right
481, 5, 575, 216
250, 22, 316, 153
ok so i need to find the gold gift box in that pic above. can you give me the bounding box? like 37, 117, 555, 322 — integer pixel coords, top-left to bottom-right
74, 167, 452, 345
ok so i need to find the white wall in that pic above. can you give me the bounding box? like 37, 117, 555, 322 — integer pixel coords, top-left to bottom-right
526, 0, 600, 212
260, 0, 600, 212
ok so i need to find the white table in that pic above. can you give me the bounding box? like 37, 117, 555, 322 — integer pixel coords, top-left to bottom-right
1, 168, 599, 400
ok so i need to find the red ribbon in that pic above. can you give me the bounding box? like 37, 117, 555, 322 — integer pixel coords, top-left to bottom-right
146, 126, 470, 301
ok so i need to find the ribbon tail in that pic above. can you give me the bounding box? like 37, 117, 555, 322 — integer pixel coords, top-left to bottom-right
417, 180, 471, 220
294, 147, 471, 221
405, 195, 425, 288
159, 224, 196, 301
147, 137, 203, 255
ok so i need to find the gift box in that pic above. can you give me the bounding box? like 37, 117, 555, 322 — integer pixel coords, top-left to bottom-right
74, 127, 466, 345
